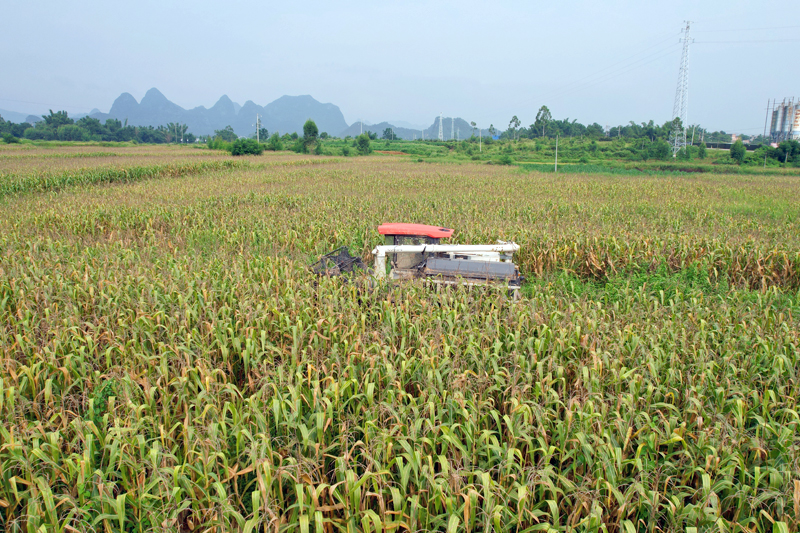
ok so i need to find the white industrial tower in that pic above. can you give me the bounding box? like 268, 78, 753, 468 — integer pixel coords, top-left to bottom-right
438, 112, 443, 141
670, 21, 692, 157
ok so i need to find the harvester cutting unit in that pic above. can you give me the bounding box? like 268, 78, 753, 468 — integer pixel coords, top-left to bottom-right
313, 223, 523, 293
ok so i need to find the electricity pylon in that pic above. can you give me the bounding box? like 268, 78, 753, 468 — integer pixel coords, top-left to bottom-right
670, 21, 692, 157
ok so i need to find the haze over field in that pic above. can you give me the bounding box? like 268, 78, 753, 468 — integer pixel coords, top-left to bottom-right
2, 1, 799, 136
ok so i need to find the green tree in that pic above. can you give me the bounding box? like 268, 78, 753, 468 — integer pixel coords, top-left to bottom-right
534, 105, 552, 137
214, 126, 237, 142
57, 124, 87, 141
230, 138, 264, 156
105, 118, 122, 133
356, 133, 372, 155
76, 116, 103, 136
382, 127, 394, 140
649, 140, 671, 160
508, 115, 521, 141
291, 138, 307, 153
42, 110, 73, 128
267, 133, 283, 151
775, 140, 800, 163
303, 119, 318, 148
697, 142, 707, 159
320, 132, 329, 139
586, 123, 604, 139
314, 141, 323, 155
730, 139, 745, 164
488, 124, 496, 137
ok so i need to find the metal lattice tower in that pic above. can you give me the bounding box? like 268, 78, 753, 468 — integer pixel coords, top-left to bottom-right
438, 112, 444, 141
670, 21, 692, 157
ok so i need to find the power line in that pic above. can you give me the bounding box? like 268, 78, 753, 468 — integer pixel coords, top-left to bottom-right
694, 39, 800, 44
694, 25, 800, 32
542, 45, 681, 106
510, 30, 681, 109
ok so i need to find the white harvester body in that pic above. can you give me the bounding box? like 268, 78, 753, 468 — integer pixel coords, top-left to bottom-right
371, 223, 523, 291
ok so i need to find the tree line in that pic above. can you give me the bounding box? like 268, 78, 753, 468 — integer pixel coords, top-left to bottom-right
486, 106, 761, 145
0, 110, 197, 143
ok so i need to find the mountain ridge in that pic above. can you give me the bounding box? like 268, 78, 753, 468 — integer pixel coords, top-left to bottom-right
91, 89, 349, 137
4, 91, 490, 140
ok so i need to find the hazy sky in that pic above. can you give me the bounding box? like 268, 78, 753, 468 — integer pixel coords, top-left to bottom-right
3, 1, 798, 134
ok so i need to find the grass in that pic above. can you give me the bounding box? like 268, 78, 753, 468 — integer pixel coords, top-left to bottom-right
0, 144, 799, 532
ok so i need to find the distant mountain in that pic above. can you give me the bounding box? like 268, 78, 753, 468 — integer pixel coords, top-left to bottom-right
3, 92, 488, 141
0, 108, 41, 124
340, 117, 489, 141
389, 120, 428, 131
89, 88, 349, 137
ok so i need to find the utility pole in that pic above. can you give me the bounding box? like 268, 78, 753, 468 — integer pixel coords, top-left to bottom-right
479, 127, 481, 152
554, 135, 559, 173
763, 98, 771, 140
255, 113, 261, 142
451, 117, 454, 141
438, 112, 443, 141
670, 21, 693, 157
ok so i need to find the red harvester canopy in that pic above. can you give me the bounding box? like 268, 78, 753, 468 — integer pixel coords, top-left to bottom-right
378, 223, 454, 239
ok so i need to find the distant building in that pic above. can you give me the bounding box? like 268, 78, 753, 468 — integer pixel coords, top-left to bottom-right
768, 98, 800, 142
731, 133, 740, 142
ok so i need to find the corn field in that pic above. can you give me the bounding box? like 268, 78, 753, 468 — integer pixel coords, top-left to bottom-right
1, 144, 799, 532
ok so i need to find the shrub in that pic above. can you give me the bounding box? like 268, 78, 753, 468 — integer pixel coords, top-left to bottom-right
230, 138, 264, 156
267, 133, 283, 151
649, 140, 671, 161
57, 125, 88, 141
730, 139, 745, 165
24, 127, 54, 140
207, 137, 232, 152
356, 133, 372, 155
498, 155, 513, 165
2, 133, 20, 144
314, 142, 323, 155
291, 139, 306, 153
341, 146, 351, 156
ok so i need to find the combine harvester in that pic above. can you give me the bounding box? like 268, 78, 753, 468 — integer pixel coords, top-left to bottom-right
313, 223, 523, 294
